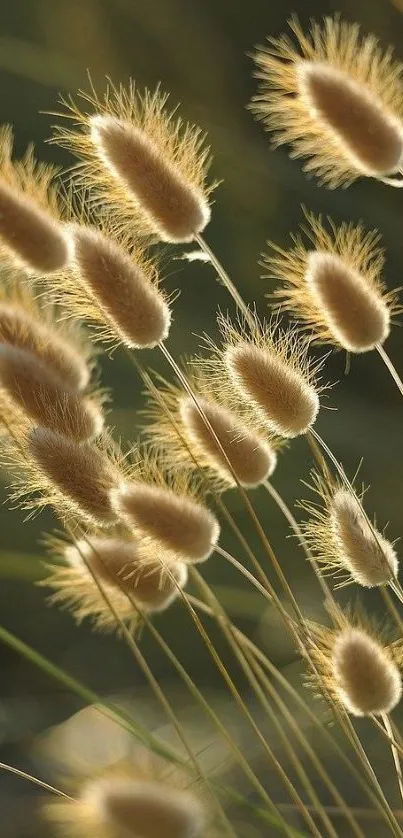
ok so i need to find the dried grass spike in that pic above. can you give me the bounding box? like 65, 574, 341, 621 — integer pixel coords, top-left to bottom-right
91, 115, 211, 243
179, 396, 277, 487
53, 84, 215, 242
0, 345, 103, 441
225, 343, 319, 438
252, 17, 403, 186
28, 427, 119, 525
113, 481, 220, 562
265, 213, 397, 353
0, 299, 90, 391
65, 536, 187, 613
332, 627, 402, 716
330, 488, 398, 587
0, 126, 69, 271
70, 225, 171, 348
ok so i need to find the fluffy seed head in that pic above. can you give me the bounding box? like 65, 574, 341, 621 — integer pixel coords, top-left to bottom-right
113, 481, 220, 562
0, 125, 70, 271
84, 776, 205, 838
66, 537, 187, 612
302, 474, 398, 588
0, 290, 91, 391
69, 225, 171, 348
45, 771, 206, 838
332, 628, 402, 716
27, 427, 120, 525
252, 16, 403, 186
225, 341, 319, 439
178, 396, 276, 487
53, 83, 216, 242
265, 212, 397, 353
0, 345, 103, 441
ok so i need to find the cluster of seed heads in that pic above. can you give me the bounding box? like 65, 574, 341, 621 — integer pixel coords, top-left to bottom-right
2, 12, 403, 837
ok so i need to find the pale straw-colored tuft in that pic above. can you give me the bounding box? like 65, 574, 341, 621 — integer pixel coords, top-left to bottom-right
53, 83, 215, 242
332, 628, 402, 716
252, 16, 403, 187
43, 535, 187, 632
67, 224, 171, 348
207, 315, 322, 439
45, 770, 206, 838
0, 345, 104, 442
0, 283, 91, 391
0, 125, 70, 271
302, 473, 398, 588
112, 480, 220, 563
264, 211, 397, 353
26, 427, 121, 525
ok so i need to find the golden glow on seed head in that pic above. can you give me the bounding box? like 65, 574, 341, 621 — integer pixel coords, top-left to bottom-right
112, 480, 220, 562
264, 211, 398, 353
252, 16, 403, 187
52, 83, 216, 242
0, 125, 70, 271
332, 627, 402, 716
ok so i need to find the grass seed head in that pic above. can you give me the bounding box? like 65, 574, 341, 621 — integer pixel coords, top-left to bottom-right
265, 212, 396, 353
252, 16, 403, 186
113, 481, 220, 562
0, 344, 104, 442
53, 83, 215, 242
332, 627, 402, 716
0, 125, 70, 271
69, 224, 171, 348
27, 427, 120, 525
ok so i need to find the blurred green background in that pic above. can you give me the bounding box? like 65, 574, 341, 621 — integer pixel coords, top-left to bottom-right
1, 1, 403, 835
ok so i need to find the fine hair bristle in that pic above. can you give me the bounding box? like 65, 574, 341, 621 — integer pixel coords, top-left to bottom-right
70, 225, 171, 348
264, 211, 398, 354
179, 395, 277, 487
27, 427, 120, 525
225, 343, 319, 439
332, 627, 402, 716
0, 345, 103, 442
83, 776, 205, 838
251, 16, 403, 186
0, 298, 90, 391
305, 250, 390, 352
112, 481, 220, 562
330, 488, 398, 587
65, 536, 188, 613
90, 115, 211, 243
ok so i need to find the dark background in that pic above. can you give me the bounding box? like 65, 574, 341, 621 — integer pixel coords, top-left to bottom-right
1, 1, 403, 836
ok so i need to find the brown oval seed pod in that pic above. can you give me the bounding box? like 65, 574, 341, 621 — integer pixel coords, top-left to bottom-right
0, 180, 70, 272
332, 627, 402, 716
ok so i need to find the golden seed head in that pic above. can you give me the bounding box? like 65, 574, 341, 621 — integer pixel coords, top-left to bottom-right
27, 427, 119, 525
69, 224, 171, 348
0, 125, 69, 271
332, 627, 402, 716
82, 776, 205, 838
265, 211, 398, 353
225, 343, 319, 438
0, 344, 103, 441
112, 481, 220, 562
90, 115, 211, 243
65, 536, 188, 613
0, 297, 90, 391
179, 395, 277, 487
330, 488, 398, 587
252, 16, 403, 186
53, 84, 215, 242
305, 250, 390, 352
297, 61, 403, 177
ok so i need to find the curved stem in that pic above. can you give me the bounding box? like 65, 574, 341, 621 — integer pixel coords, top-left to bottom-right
376, 343, 403, 398
194, 233, 255, 330
0, 762, 73, 799
378, 175, 403, 187
382, 713, 403, 806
